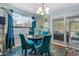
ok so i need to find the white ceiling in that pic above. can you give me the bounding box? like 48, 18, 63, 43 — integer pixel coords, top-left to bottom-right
0, 3, 79, 16
7, 3, 77, 14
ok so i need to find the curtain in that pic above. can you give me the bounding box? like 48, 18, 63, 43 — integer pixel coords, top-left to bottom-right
32, 20, 36, 35
6, 9, 15, 49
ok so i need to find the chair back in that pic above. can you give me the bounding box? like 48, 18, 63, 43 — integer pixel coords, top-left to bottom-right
19, 34, 27, 49
29, 31, 33, 35
42, 31, 49, 36
38, 35, 52, 53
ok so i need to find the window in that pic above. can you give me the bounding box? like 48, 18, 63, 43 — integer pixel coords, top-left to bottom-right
69, 17, 79, 40
53, 19, 64, 32
13, 12, 33, 27
13, 12, 33, 46
53, 19, 64, 42
13, 12, 33, 35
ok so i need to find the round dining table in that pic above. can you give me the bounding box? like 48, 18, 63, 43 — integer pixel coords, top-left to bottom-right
27, 35, 43, 43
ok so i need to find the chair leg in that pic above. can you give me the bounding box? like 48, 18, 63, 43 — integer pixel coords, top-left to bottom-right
22, 49, 23, 53
29, 48, 33, 54
34, 47, 36, 54
29, 46, 36, 55
25, 49, 27, 56
48, 51, 50, 56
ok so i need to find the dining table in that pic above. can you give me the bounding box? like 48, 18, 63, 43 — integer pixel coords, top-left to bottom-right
27, 35, 43, 44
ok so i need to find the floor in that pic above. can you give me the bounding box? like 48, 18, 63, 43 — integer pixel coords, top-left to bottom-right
1, 46, 53, 56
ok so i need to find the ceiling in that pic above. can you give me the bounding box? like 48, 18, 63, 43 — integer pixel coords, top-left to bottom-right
0, 3, 79, 16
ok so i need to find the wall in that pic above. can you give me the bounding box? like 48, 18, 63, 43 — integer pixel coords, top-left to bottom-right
50, 4, 79, 19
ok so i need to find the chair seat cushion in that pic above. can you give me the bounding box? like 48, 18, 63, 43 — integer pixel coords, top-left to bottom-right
27, 40, 35, 45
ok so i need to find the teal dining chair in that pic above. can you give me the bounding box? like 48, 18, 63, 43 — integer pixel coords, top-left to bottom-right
36, 31, 49, 46
19, 34, 35, 55
29, 31, 33, 35
35, 35, 52, 56
42, 31, 49, 36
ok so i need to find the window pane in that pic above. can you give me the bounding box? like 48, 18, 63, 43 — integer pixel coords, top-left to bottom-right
53, 19, 64, 32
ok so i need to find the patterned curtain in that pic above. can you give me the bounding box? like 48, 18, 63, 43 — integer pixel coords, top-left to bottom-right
6, 9, 15, 49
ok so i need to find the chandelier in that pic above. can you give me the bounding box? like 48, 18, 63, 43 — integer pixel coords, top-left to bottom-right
36, 3, 50, 15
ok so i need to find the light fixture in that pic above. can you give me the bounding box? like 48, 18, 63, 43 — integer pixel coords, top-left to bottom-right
36, 3, 50, 15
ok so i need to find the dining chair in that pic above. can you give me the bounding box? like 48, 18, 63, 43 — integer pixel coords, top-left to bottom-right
35, 35, 52, 56
29, 31, 33, 35
19, 34, 35, 55
36, 31, 48, 46
35, 31, 49, 47
42, 31, 49, 36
